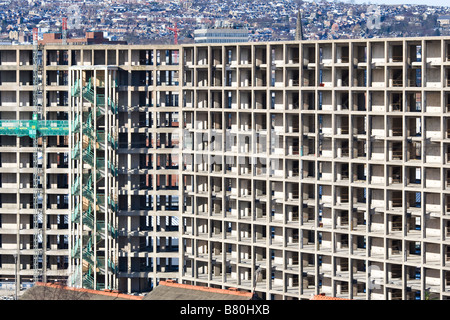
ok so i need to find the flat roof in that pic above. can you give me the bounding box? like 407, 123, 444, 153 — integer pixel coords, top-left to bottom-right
0, 35, 450, 49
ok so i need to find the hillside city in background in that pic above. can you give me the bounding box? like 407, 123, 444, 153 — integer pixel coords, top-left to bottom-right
2, 0, 450, 45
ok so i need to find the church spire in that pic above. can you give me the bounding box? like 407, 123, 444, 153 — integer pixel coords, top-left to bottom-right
295, 9, 304, 41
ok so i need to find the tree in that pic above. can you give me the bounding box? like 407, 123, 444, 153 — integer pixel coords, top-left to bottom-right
22, 282, 90, 300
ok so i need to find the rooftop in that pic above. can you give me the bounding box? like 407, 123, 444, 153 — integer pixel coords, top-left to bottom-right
143, 280, 254, 300
19, 281, 254, 300
19, 282, 144, 300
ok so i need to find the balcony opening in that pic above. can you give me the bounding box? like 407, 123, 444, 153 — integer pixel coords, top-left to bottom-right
447, 94, 450, 112
355, 140, 367, 158
339, 69, 349, 86
407, 117, 421, 137
407, 167, 421, 185
340, 116, 349, 134
340, 92, 349, 110
352, 165, 365, 183
340, 46, 349, 63
392, 191, 402, 208
392, 69, 402, 87
408, 141, 421, 161
340, 234, 349, 248
355, 69, 366, 87
392, 166, 402, 184
356, 45, 367, 63
340, 140, 349, 158
392, 45, 403, 62
407, 92, 422, 112
303, 92, 315, 110
303, 69, 315, 86
392, 117, 403, 136
407, 191, 421, 208
391, 93, 403, 111
353, 92, 366, 111
447, 195, 450, 215
409, 44, 421, 63
304, 46, 316, 64
391, 142, 403, 160
447, 43, 450, 61
354, 116, 366, 135
408, 68, 421, 87
391, 240, 402, 255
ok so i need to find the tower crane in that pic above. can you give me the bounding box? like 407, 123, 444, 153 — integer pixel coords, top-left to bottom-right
62, 17, 67, 45
167, 22, 181, 45
32, 27, 44, 284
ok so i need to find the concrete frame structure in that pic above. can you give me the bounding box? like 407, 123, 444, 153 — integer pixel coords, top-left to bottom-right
1, 37, 450, 300
0, 45, 182, 294
0, 46, 70, 289
180, 38, 450, 300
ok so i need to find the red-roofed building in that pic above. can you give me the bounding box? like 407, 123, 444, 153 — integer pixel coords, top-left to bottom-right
38, 31, 127, 45
20, 282, 144, 300
20, 280, 254, 300
143, 280, 254, 300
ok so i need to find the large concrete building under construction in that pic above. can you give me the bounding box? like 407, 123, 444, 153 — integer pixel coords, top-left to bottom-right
1, 36, 450, 300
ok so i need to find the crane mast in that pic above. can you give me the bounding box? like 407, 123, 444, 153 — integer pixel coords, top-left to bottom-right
32, 27, 44, 283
